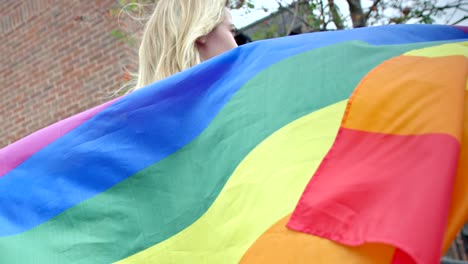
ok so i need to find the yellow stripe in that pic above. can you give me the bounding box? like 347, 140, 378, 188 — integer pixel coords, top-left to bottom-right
404, 41, 468, 57
117, 100, 347, 264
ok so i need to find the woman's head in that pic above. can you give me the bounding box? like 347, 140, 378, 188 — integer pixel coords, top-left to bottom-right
135, 0, 237, 90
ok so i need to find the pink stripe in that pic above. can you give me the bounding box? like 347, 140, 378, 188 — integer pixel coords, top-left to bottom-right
0, 98, 119, 177
454, 26, 468, 33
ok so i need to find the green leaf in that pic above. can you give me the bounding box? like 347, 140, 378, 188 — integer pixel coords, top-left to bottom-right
111, 29, 126, 39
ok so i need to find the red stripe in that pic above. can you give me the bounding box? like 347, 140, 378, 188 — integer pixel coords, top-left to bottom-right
288, 128, 459, 264
0, 98, 119, 177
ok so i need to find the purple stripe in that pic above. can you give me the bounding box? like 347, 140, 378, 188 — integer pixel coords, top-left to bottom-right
0, 98, 119, 177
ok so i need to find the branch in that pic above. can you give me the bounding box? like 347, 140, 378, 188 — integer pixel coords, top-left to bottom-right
320, 0, 325, 30
286, 1, 299, 35
445, 4, 459, 24
277, 1, 313, 29
452, 15, 468, 25
329, 0, 344, 29
435, 1, 468, 11
365, 0, 382, 20
346, 0, 366, 27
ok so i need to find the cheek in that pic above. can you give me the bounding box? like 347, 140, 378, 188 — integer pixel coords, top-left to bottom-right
211, 27, 237, 51
222, 31, 238, 51
225, 31, 238, 48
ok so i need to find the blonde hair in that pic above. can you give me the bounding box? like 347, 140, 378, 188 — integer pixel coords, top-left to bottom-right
134, 0, 228, 90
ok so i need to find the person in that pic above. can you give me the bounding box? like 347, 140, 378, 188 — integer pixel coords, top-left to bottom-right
234, 31, 253, 45
133, 0, 238, 91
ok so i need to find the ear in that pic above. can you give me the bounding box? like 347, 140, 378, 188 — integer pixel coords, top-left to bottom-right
196, 36, 207, 45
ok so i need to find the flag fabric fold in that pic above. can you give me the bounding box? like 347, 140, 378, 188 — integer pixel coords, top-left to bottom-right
0, 25, 467, 264
287, 47, 468, 264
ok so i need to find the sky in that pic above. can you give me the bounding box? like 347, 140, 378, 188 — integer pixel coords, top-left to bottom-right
231, 0, 468, 29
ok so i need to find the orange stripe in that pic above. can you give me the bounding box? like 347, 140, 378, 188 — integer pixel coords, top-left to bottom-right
342, 56, 467, 141
240, 214, 394, 264
443, 90, 468, 252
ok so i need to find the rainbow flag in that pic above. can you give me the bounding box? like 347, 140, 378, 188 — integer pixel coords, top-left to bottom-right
1, 25, 467, 264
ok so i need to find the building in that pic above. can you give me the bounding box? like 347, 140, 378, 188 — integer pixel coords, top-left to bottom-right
1, 0, 137, 148
239, 4, 310, 40
0, 0, 252, 148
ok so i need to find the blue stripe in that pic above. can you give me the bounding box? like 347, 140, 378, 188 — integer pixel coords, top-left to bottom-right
0, 24, 466, 236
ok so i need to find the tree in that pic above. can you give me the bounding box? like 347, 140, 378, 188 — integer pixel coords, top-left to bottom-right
107, 0, 467, 43
232, 0, 468, 38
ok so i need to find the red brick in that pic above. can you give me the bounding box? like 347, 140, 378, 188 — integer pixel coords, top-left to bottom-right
0, 0, 141, 148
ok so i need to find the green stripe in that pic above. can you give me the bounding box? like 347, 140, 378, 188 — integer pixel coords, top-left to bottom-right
0, 40, 445, 264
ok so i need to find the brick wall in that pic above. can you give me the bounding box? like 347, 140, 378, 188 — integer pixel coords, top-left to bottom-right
0, 0, 139, 147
